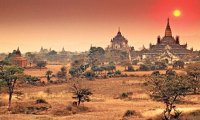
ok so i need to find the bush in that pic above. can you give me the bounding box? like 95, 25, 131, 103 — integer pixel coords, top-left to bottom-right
121, 92, 129, 98
36, 99, 48, 104
36, 61, 47, 69
127, 65, 134, 71
84, 71, 95, 80
166, 69, 176, 76
11, 101, 51, 114
115, 70, 121, 75
120, 92, 133, 99
123, 110, 136, 117
151, 71, 160, 76
139, 64, 150, 71
24, 75, 40, 85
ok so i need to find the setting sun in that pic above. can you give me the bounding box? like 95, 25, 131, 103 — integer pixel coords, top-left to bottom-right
173, 9, 181, 17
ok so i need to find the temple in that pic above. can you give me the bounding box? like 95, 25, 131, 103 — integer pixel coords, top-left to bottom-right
8, 47, 28, 67
141, 18, 194, 64
108, 28, 130, 51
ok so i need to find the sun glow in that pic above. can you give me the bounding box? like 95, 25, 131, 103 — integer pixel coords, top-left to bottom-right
173, 9, 181, 17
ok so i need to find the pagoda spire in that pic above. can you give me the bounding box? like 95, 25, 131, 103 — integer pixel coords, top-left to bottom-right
117, 27, 121, 35
165, 18, 172, 37
17, 46, 20, 51
62, 47, 65, 52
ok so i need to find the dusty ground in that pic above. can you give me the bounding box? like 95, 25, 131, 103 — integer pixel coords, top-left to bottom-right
0, 65, 199, 120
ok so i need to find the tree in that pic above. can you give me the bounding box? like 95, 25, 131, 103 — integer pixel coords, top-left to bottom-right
25, 52, 36, 66
36, 61, 47, 70
0, 66, 24, 110
146, 74, 191, 120
88, 46, 105, 66
57, 66, 67, 80
71, 83, 92, 106
46, 70, 53, 82
83, 71, 95, 80
69, 60, 89, 78
186, 63, 200, 94
173, 60, 185, 69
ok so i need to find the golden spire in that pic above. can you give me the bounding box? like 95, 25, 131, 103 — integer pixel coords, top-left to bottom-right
165, 18, 172, 37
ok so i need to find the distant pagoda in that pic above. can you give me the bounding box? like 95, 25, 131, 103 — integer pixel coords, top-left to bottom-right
108, 28, 130, 51
142, 18, 194, 63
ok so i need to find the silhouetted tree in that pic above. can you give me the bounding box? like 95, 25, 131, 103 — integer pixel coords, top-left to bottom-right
71, 83, 92, 106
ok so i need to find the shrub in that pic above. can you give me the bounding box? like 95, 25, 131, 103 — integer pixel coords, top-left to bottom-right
121, 92, 129, 98
123, 110, 136, 117
83, 71, 95, 80
36, 99, 48, 104
139, 64, 150, 71
151, 71, 160, 76
127, 65, 134, 71
36, 61, 47, 70
115, 70, 121, 75
166, 69, 176, 76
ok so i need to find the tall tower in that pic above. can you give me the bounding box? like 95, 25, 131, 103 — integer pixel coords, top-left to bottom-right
165, 18, 172, 37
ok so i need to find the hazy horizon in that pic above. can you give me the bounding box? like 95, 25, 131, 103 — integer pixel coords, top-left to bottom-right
0, 0, 200, 53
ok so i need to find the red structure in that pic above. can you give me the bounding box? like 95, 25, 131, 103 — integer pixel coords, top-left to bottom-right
11, 48, 27, 67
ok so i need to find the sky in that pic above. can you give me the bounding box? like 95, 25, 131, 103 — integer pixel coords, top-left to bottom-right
0, 0, 200, 53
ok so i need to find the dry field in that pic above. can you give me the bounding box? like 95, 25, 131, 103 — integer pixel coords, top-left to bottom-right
0, 65, 199, 120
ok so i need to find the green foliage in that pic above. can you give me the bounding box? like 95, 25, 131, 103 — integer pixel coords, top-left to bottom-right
0, 66, 24, 110
0, 60, 11, 66
24, 75, 40, 85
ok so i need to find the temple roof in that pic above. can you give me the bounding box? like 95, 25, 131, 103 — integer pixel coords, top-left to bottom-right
111, 28, 128, 43
16, 47, 22, 56
165, 18, 172, 37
